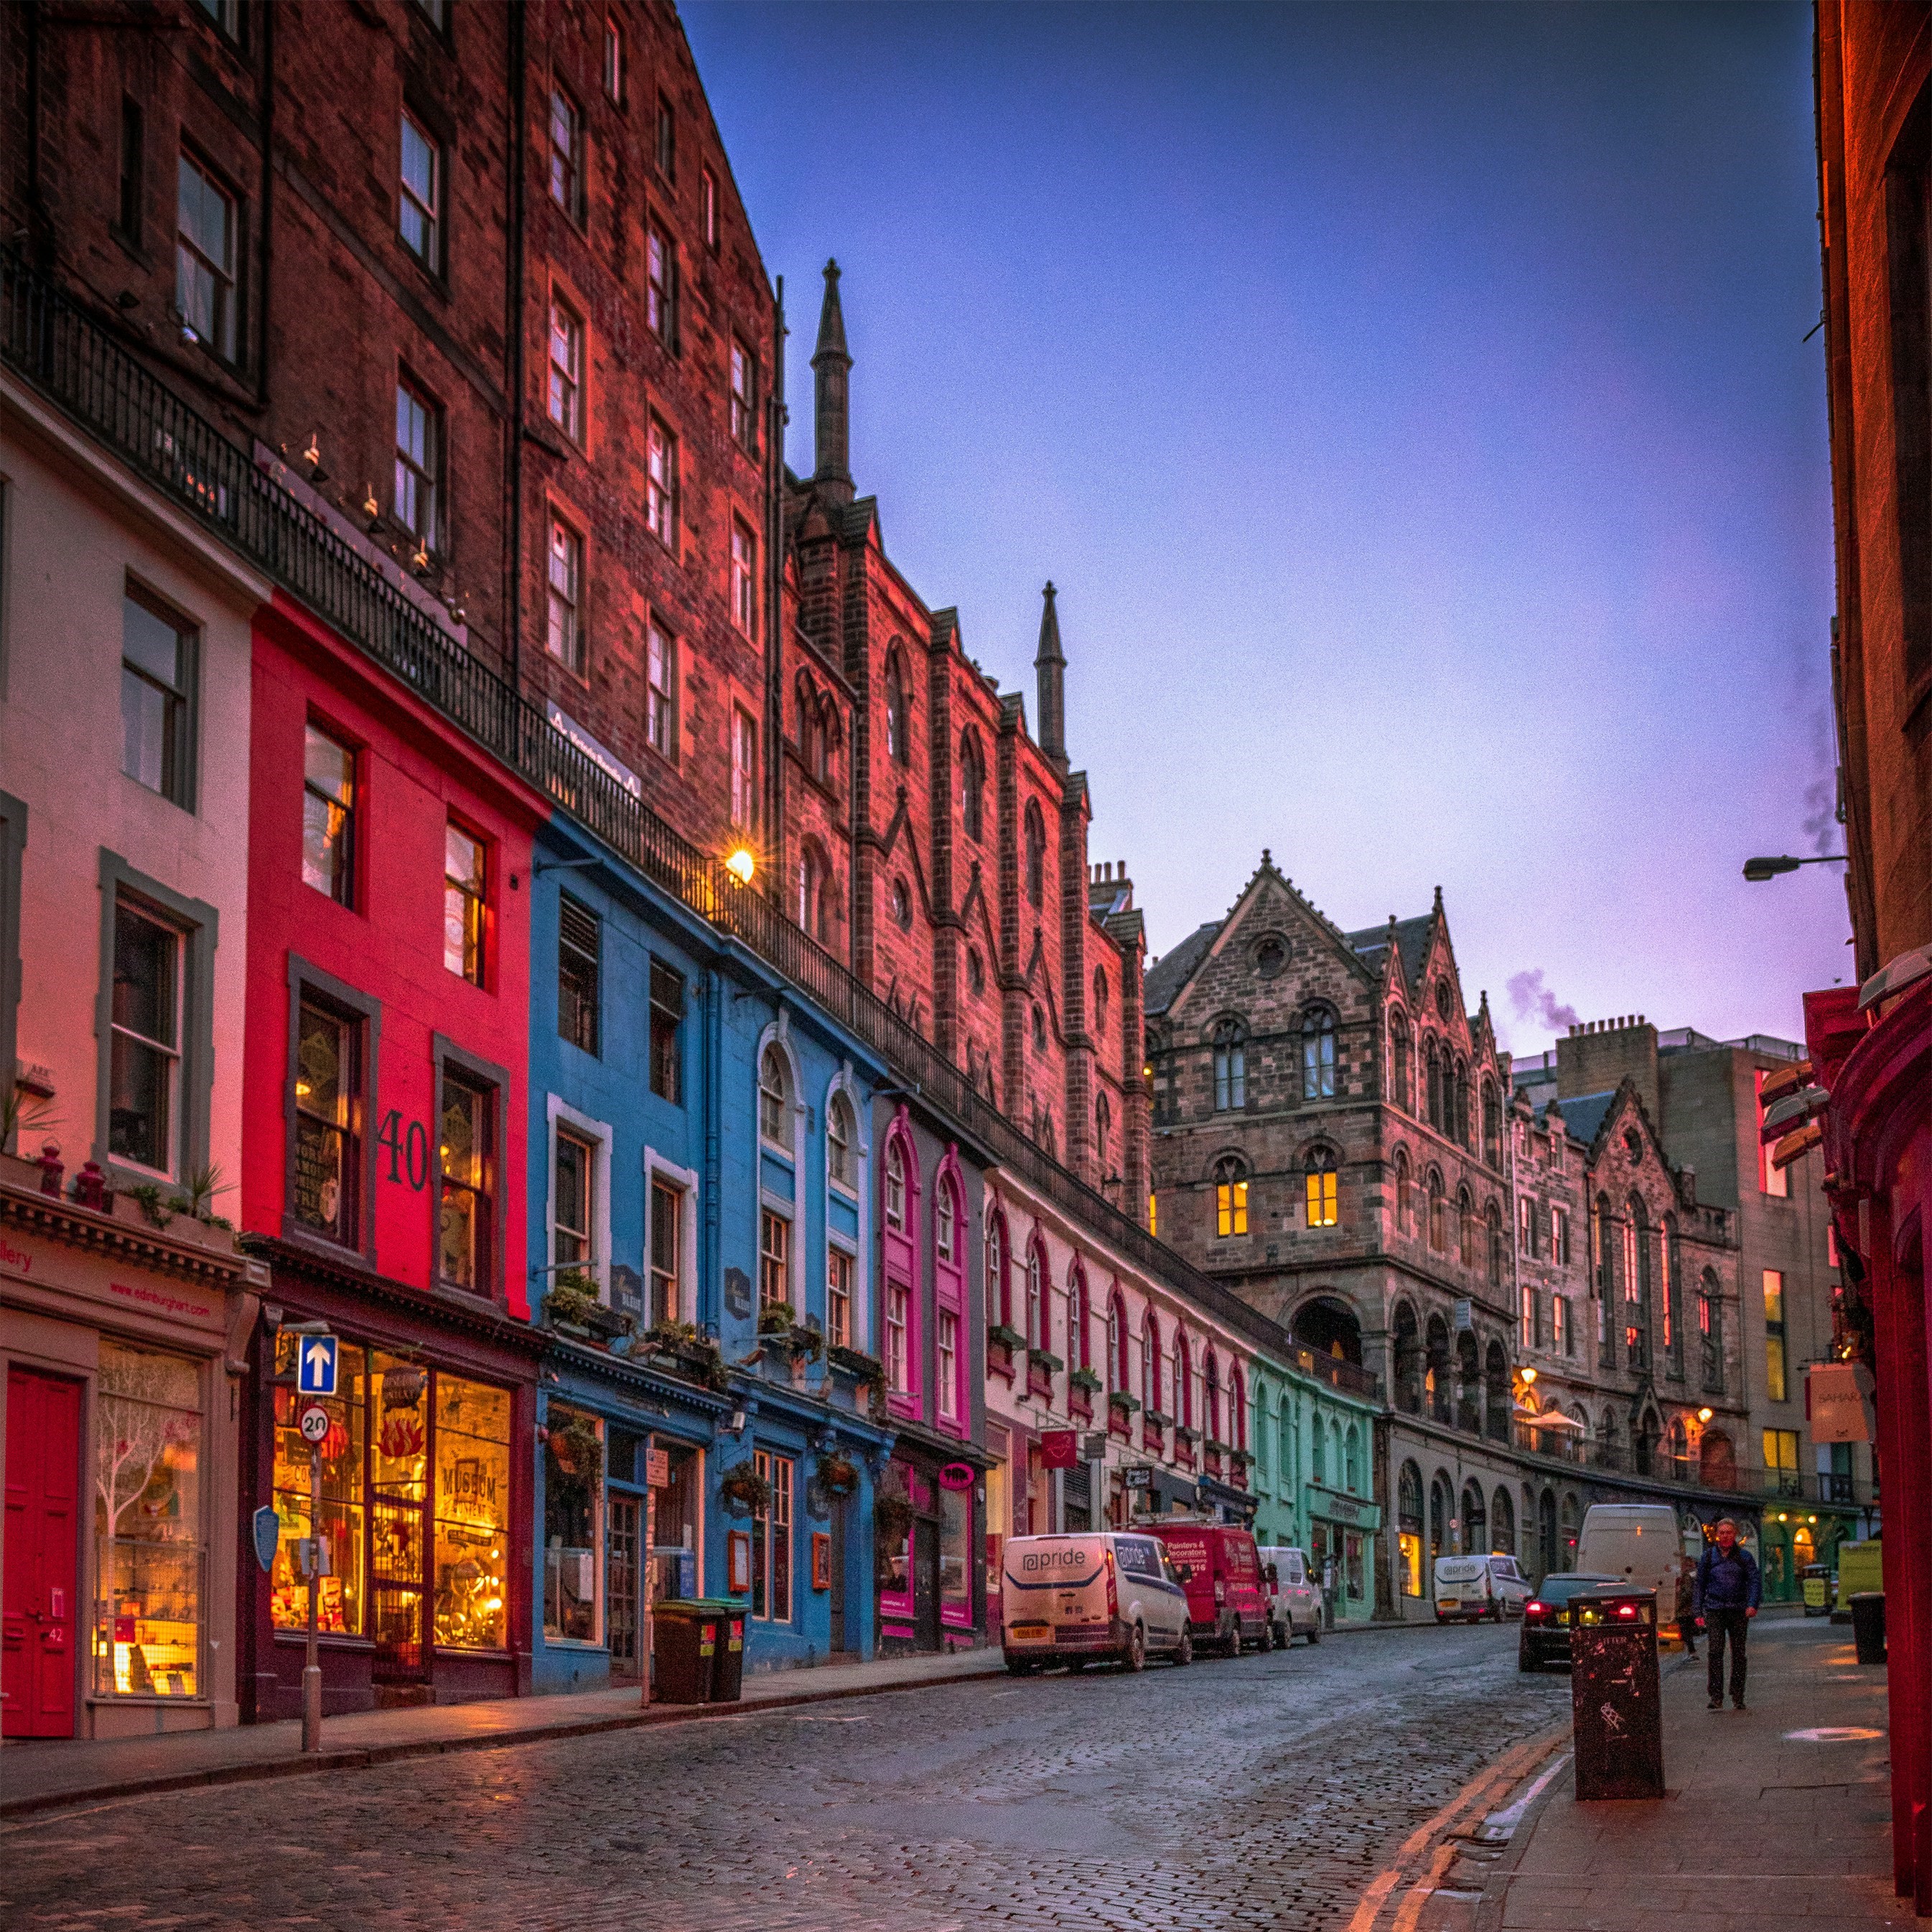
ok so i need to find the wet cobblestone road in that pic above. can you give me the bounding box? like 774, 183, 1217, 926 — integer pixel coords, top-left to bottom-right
4, 1620, 1568, 1932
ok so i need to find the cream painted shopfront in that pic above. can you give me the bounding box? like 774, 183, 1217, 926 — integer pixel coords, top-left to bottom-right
1, 1152, 264, 1738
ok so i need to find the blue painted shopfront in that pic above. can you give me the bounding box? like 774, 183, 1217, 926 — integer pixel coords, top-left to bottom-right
526, 818, 892, 1691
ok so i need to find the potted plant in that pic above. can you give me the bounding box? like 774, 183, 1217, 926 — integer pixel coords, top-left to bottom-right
817, 1451, 861, 1499
545, 1272, 600, 1335
546, 1410, 605, 1485
1068, 1366, 1103, 1397
826, 1342, 885, 1386
1107, 1389, 1142, 1415
718, 1460, 771, 1517
986, 1322, 1027, 1355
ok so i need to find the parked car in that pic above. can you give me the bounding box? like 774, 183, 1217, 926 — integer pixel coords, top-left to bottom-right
1517, 1572, 1620, 1670
1151, 1520, 1270, 1655
999, 1532, 1193, 1674
1573, 1503, 1683, 1628
1432, 1553, 1532, 1623
1256, 1544, 1323, 1646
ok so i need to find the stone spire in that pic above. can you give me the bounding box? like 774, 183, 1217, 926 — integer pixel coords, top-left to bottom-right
811, 258, 852, 504
1035, 580, 1066, 769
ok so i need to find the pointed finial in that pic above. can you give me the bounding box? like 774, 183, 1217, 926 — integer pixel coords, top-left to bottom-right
811, 258, 853, 500
1433, 884, 1445, 911
1261, 847, 1271, 868
1035, 580, 1067, 767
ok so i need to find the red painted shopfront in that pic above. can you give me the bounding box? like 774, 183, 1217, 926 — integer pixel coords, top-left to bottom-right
237, 595, 549, 1717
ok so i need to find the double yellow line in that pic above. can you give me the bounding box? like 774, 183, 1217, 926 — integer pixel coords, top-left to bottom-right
1342, 1721, 1570, 1932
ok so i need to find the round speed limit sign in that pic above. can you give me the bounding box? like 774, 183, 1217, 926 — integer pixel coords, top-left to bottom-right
299, 1405, 331, 1445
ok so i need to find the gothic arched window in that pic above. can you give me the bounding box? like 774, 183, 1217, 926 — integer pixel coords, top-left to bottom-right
1302, 1009, 1337, 1101
885, 649, 910, 766
1304, 1146, 1338, 1228
1389, 1014, 1410, 1113
1213, 1018, 1247, 1112
1213, 1154, 1249, 1238
1024, 801, 1046, 908
959, 730, 984, 841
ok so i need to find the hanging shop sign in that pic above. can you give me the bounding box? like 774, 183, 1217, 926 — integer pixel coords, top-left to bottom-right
1040, 1430, 1079, 1470
1807, 1362, 1876, 1444
938, 1462, 976, 1491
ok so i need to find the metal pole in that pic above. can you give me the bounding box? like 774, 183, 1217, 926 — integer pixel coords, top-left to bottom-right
641, 1432, 655, 1709
302, 1437, 322, 1753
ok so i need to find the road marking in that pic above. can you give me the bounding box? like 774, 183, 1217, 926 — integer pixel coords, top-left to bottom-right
1389, 1839, 1459, 1932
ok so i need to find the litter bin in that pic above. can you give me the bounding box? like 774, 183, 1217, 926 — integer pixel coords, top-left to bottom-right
709, 1604, 747, 1702
653, 1598, 739, 1704
1801, 1564, 1832, 1618
1850, 1590, 1887, 1665
1569, 1587, 1664, 1801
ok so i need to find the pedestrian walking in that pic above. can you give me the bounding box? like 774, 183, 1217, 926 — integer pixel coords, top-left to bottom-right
1694, 1518, 1760, 1710
1676, 1553, 1699, 1658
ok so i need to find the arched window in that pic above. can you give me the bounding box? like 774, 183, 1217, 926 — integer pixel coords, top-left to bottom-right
1302, 1009, 1337, 1101
1394, 1148, 1412, 1234
1093, 1091, 1112, 1177
1069, 1265, 1091, 1371
1592, 1193, 1613, 1294
1213, 1018, 1247, 1111
1389, 1014, 1410, 1112
959, 730, 984, 841
797, 842, 829, 941
1635, 1406, 1661, 1477
759, 1043, 790, 1144
1457, 1185, 1475, 1268
1108, 1293, 1126, 1393
1205, 1351, 1221, 1442
1425, 1312, 1452, 1424
1425, 1039, 1443, 1132
1231, 1366, 1247, 1450
986, 1210, 1009, 1327
1025, 1240, 1046, 1350
1490, 1485, 1515, 1557
1392, 1301, 1422, 1414
1142, 1314, 1159, 1410
1485, 1201, 1503, 1286
827, 1090, 856, 1189
1482, 1080, 1501, 1168
1213, 1154, 1249, 1237
1399, 1460, 1425, 1593
1456, 1330, 1480, 1433
1484, 1337, 1509, 1441
1175, 1332, 1193, 1428
1092, 965, 1109, 1029
1661, 1214, 1681, 1374
1427, 1170, 1446, 1251
883, 1137, 906, 1231
1698, 1270, 1722, 1391
1461, 1480, 1487, 1556
1031, 1004, 1047, 1052
935, 1175, 958, 1264
1429, 1473, 1452, 1566
1343, 1423, 1361, 1493
1305, 1147, 1338, 1228
1024, 801, 1046, 908
1623, 1195, 1648, 1369
885, 649, 910, 766
1453, 1059, 1470, 1147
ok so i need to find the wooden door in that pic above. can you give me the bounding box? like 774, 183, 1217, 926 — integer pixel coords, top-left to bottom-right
913, 1519, 940, 1651
827, 1495, 846, 1654
4, 1368, 83, 1737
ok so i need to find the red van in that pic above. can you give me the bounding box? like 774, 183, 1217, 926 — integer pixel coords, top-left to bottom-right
1149, 1521, 1271, 1656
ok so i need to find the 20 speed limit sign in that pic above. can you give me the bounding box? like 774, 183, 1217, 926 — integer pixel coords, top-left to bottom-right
299, 1405, 331, 1445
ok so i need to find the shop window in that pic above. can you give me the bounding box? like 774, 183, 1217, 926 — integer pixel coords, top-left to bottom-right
291, 995, 362, 1247
941, 1480, 971, 1627
554, 1126, 595, 1267
648, 958, 683, 1101
436, 1062, 495, 1294
271, 1335, 366, 1635
752, 1451, 792, 1623
443, 821, 486, 984
651, 1444, 701, 1602
302, 724, 356, 905
93, 1340, 202, 1699
544, 1406, 603, 1643
558, 895, 600, 1055
827, 1246, 854, 1348
121, 590, 197, 808
434, 1377, 510, 1649
760, 1208, 790, 1311
649, 1177, 681, 1326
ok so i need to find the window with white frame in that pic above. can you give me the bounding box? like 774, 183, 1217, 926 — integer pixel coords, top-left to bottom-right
759, 1208, 789, 1311
109, 897, 182, 1176
884, 1139, 906, 1230
886, 1279, 910, 1393
827, 1091, 856, 1190
646, 620, 677, 759
554, 1128, 595, 1267
649, 1176, 681, 1327
758, 1045, 789, 1146
751, 1452, 792, 1623
399, 110, 442, 267
176, 151, 235, 358
1025, 1245, 1044, 1348
827, 1246, 853, 1348
935, 1179, 956, 1265
938, 1309, 959, 1419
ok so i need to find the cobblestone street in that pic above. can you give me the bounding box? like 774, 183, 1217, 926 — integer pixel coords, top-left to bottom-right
3, 1623, 1567, 1932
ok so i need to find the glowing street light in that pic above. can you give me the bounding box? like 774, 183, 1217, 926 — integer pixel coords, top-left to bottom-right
1697, 1406, 1713, 1423
724, 846, 756, 887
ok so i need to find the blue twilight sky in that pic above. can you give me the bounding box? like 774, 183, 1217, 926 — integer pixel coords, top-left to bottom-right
683, 0, 1847, 1058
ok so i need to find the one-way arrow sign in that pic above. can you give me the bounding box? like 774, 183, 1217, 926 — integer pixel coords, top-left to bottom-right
296, 1334, 338, 1396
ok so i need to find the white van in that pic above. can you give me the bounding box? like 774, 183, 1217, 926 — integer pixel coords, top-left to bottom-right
1573, 1503, 1681, 1627
1433, 1553, 1531, 1623
1001, 1532, 1192, 1674
1256, 1546, 1324, 1646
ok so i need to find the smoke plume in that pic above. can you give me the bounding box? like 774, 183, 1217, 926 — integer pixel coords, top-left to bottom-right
1508, 969, 1579, 1035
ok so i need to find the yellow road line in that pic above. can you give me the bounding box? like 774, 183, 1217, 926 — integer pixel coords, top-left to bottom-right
1390, 1840, 1460, 1932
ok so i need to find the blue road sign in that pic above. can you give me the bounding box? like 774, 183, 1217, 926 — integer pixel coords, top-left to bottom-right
296, 1334, 338, 1396
252, 1506, 281, 1574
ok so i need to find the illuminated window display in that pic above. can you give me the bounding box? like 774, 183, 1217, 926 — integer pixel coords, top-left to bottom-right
93, 1340, 203, 1699
544, 1405, 603, 1643
269, 1336, 510, 1656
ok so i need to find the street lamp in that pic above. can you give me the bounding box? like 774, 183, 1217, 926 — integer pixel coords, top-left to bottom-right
724, 845, 756, 886
1697, 1406, 1713, 1424
1742, 853, 1848, 882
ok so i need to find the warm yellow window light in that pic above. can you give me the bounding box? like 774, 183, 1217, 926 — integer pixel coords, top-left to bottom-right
725, 845, 756, 886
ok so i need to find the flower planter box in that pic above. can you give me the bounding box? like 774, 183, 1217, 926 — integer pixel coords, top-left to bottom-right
1027, 1363, 1055, 1401
1068, 1391, 1092, 1422
1109, 1407, 1134, 1441
1142, 1419, 1165, 1455
986, 1335, 1015, 1381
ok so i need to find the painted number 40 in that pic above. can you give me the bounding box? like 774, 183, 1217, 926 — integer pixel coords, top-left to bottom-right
377, 1110, 430, 1190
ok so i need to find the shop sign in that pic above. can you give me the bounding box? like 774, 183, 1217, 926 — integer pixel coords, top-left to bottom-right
1080, 1432, 1107, 1461
647, 1447, 670, 1487
1808, 1362, 1876, 1444
1040, 1429, 1079, 1470
1309, 1484, 1382, 1532
938, 1462, 975, 1490
1123, 1466, 1154, 1490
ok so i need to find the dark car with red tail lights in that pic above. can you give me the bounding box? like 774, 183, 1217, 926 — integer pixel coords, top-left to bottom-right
1518, 1573, 1619, 1671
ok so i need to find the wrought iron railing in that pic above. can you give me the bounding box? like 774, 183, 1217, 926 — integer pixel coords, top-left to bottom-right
1, 251, 1368, 1399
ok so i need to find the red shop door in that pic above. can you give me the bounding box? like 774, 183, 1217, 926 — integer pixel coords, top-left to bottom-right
4, 1368, 83, 1737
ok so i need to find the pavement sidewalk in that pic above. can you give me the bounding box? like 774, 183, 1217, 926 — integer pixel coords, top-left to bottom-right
0, 1644, 1002, 1819
1473, 1614, 1903, 1930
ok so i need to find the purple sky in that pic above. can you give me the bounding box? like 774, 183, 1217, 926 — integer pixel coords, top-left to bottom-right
684, 1, 1845, 1057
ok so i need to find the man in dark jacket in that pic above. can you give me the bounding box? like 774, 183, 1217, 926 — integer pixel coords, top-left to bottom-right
1695, 1518, 1761, 1710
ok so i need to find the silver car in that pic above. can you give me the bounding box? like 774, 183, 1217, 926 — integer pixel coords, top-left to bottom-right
1256, 1544, 1324, 1646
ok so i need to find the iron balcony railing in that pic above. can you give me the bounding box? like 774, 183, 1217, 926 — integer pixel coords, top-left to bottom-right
0, 251, 1369, 1401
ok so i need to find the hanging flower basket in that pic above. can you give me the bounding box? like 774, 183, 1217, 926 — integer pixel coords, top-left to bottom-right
873, 1470, 917, 1546
817, 1452, 861, 1499
826, 1343, 885, 1386
719, 1460, 771, 1516
548, 1412, 605, 1484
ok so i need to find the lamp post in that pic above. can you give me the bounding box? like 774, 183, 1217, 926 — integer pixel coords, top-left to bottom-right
1742, 854, 1848, 882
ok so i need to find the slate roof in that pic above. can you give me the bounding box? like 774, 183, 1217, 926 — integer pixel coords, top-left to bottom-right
1345, 914, 1433, 991
1144, 920, 1222, 1017
1546, 1089, 1617, 1147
